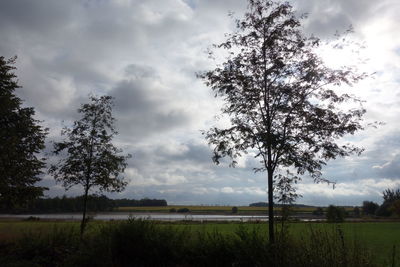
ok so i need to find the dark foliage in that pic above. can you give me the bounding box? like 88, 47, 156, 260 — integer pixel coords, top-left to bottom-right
232, 206, 238, 213
326, 205, 346, 223
0, 56, 48, 210
383, 188, 400, 203
177, 207, 190, 213
29, 195, 114, 213
312, 207, 324, 216
353, 207, 361, 217
376, 188, 400, 217
200, 0, 367, 242
375, 202, 392, 217
113, 197, 167, 207
49, 95, 131, 236
249, 202, 268, 207
362, 201, 379, 216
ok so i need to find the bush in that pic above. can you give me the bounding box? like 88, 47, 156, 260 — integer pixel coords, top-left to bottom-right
353, 207, 361, 217
391, 199, 400, 217
169, 208, 176, 212
24, 216, 40, 221
326, 205, 346, 223
362, 201, 379, 216
231, 206, 238, 214
312, 207, 324, 216
375, 202, 391, 217
177, 207, 190, 213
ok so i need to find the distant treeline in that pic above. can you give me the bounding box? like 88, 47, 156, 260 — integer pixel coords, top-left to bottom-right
0, 195, 167, 213
249, 202, 315, 208
113, 198, 167, 207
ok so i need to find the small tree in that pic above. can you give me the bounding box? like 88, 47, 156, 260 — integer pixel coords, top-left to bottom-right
49, 95, 130, 236
232, 206, 238, 213
0, 56, 48, 210
200, 0, 366, 243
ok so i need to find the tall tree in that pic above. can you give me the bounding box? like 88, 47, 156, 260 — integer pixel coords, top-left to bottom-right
49, 95, 130, 236
200, 0, 366, 243
0, 56, 48, 210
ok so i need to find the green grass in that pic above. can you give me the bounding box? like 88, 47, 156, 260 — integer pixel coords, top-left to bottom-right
168, 222, 400, 265
0, 220, 101, 241
1, 220, 398, 265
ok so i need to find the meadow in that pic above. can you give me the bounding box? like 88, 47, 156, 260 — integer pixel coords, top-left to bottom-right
0, 219, 398, 266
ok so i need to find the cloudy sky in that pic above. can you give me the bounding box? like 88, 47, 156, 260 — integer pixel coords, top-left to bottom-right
1, 0, 400, 206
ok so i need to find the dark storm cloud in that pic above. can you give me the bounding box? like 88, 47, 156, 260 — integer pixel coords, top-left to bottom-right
124, 142, 213, 172
111, 78, 191, 140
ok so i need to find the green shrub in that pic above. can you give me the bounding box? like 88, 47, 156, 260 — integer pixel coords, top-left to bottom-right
362, 201, 379, 215
177, 207, 190, 213
326, 205, 346, 223
231, 206, 238, 214
312, 207, 324, 216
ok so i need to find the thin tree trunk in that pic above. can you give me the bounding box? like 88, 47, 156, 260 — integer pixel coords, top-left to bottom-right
80, 187, 89, 239
268, 169, 274, 243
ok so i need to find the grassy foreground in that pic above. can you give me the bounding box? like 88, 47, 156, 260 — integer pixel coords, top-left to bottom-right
0, 220, 399, 266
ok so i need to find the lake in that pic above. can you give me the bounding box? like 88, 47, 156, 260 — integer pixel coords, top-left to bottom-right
0, 212, 324, 221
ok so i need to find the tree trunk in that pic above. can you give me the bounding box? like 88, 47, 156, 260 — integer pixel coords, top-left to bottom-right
80, 187, 89, 239
268, 169, 274, 243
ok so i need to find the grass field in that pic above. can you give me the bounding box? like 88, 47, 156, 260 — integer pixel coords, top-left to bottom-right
0, 220, 398, 265
176, 222, 399, 265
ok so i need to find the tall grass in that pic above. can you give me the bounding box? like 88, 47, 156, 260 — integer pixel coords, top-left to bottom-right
0, 219, 385, 266
0, 225, 79, 266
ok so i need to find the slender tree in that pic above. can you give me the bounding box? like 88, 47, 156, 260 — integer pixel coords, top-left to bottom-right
49, 95, 130, 236
0, 56, 48, 210
200, 0, 367, 243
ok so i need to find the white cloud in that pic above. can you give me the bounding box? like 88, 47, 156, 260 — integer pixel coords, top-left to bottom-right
221, 187, 234, 194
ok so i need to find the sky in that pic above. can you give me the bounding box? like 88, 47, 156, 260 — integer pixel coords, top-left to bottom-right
1, 0, 400, 206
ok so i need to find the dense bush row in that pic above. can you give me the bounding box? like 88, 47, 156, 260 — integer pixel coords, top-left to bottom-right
0, 219, 382, 267
309, 188, 400, 221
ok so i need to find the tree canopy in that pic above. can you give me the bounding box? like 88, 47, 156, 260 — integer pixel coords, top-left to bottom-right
200, 0, 367, 242
0, 56, 48, 209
